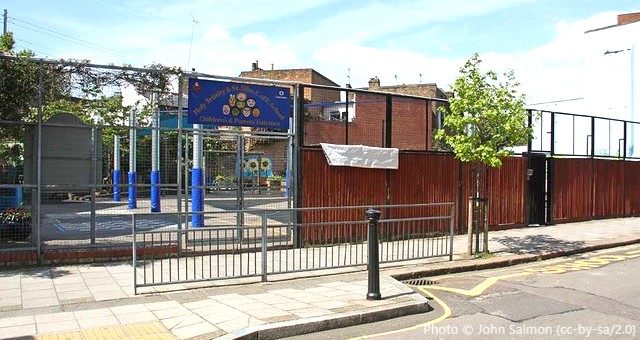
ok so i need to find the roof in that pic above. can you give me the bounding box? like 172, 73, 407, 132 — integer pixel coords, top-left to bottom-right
585, 12, 640, 33
239, 68, 339, 87
361, 83, 447, 99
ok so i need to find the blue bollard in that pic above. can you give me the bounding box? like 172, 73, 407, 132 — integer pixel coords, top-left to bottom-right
113, 169, 121, 201
191, 168, 204, 227
150, 170, 160, 212
128, 171, 137, 209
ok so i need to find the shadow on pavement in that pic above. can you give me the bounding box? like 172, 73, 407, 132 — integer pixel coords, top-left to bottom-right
492, 234, 586, 254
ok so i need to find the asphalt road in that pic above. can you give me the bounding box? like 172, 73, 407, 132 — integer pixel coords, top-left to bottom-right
288, 244, 640, 340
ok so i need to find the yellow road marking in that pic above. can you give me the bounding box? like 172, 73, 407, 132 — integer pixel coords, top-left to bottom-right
425, 272, 534, 297
349, 287, 452, 339
355, 247, 640, 339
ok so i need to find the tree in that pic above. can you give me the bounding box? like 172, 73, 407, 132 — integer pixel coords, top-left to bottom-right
435, 53, 531, 255
435, 54, 531, 167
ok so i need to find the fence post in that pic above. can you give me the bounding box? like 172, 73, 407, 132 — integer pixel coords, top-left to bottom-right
293, 84, 304, 248
113, 136, 121, 201
35, 60, 43, 264
191, 124, 204, 228
131, 213, 137, 295
90, 127, 97, 244
128, 109, 137, 209
482, 199, 489, 253
366, 208, 381, 300
449, 204, 455, 261
150, 94, 161, 213
467, 198, 473, 256
261, 211, 268, 282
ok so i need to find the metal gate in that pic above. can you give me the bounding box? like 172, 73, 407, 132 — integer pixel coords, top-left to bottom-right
180, 129, 294, 231
527, 153, 547, 225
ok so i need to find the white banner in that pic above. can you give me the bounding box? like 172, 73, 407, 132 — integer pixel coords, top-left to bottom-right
320, 143, 399, 169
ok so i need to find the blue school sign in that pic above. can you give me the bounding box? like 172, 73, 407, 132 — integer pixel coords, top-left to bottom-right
187, 78, 290, 130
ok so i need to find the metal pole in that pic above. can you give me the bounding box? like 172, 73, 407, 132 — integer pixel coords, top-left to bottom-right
526, 109, 532, 153
150, 93, 161, 212
184, 134, 190, 228
90, 127, 97, 244
261, 211, 268, 282
3, 9, 7, 35
131, 213, 137, 295
630, 45, 636, 157
366, 208, 381, 300
591, 116, 595, 158
550, 112, 555, 156
345, 90, 349, 144
385, 95, 392, 148
35, 60, 43, 263
624, 122, 628, 160
292, 84, 303, 248
113, 136, 121, 201
191, 124, 204, 227
449, 204, 455, 261
236, 134, 245, 232
128, 109, 137, 209
177, 76, 183, 232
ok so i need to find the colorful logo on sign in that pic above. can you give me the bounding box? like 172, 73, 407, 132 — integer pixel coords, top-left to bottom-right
187, 78, 290, 130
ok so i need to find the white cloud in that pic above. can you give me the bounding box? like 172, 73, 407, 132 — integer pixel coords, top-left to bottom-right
203, 26, 230, 42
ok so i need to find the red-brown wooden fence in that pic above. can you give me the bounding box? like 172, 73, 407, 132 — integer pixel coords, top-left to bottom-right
300, 148, 528, 242
553, 158, 638, 223
301, 148, 640, 243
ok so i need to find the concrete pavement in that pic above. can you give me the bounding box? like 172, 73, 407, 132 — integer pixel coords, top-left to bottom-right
0, 216, 639, 339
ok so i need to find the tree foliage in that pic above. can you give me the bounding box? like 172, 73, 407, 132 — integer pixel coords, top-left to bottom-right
435, 54, 531, 167
0, 32, 180, 124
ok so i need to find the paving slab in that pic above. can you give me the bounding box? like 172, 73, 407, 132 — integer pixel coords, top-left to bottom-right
0, 216, 637, 338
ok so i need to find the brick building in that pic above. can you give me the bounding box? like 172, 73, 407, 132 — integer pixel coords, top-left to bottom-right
239, 61, 340, 103
238, 62, 342, 177
304, 77, 448, 150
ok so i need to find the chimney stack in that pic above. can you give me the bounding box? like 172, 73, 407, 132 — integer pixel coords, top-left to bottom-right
368, 76, 380, 89
251, 60, 260, 71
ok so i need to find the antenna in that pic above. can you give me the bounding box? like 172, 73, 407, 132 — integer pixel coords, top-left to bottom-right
187, 13, 199, 69
394, 74, 398, 85
419, 73, 422, 84
347, 67, 351, 85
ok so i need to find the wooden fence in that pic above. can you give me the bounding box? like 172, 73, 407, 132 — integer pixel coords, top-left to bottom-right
300, 148, 528, 243
300, 148, 640, 243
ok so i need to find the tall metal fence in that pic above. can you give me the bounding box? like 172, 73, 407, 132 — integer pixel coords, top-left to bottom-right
0, 56, 295, 262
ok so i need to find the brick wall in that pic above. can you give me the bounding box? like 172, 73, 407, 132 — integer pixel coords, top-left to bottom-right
304, 92, 434, 149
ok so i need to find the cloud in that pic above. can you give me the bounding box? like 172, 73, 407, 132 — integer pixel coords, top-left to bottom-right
203, 26, 230, 42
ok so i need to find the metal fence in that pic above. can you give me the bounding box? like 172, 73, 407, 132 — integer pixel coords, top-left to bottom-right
528, 109, 640, 159
132, 203, 455, 292
0, 56, 296, 261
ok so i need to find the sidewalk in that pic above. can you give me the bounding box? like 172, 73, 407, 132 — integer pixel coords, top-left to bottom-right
0, 217, 638, 339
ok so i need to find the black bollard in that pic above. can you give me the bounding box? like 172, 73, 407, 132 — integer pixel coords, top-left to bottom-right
366, 208, 381, 300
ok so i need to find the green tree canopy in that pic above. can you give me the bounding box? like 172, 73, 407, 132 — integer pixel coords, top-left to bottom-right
0, 32, 180, 124
435, 54, 531, 167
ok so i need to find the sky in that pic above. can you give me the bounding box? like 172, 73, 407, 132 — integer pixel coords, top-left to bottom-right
3, 0, 640, 108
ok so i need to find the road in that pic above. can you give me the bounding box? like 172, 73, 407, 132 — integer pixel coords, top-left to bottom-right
287, 245, 640, 339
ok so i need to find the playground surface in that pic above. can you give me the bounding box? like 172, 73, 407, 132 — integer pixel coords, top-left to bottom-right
37, 191, 291, 246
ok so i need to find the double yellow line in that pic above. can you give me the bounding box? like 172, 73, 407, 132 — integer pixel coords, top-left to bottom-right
350, 287, 451, 339
351, 248, 640, 339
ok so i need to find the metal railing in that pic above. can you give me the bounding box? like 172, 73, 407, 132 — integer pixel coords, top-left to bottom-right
132, 203, 455, 293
